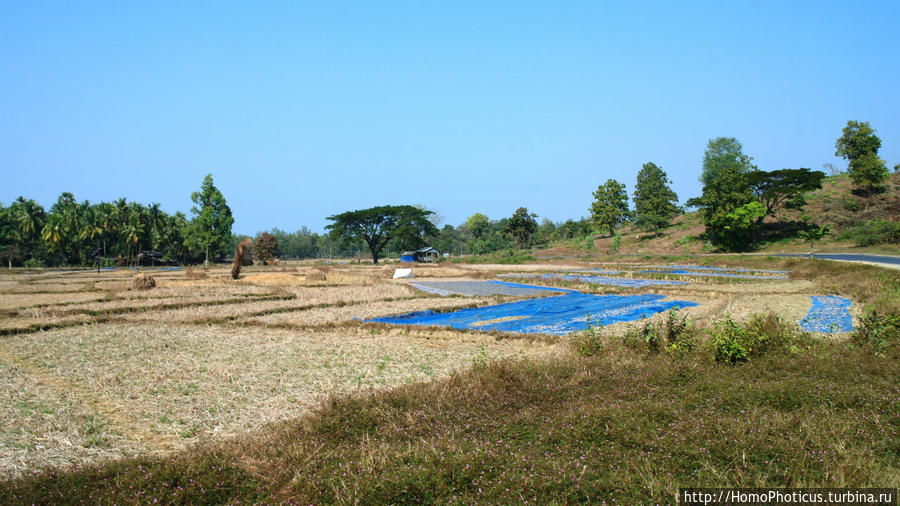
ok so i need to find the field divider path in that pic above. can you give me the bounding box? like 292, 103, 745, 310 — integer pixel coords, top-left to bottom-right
0, 341, 182, 453
2, 293, 296, 319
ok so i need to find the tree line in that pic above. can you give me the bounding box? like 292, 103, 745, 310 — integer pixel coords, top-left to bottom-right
0, 174, 233, 267
2, 120, 894, 267
324, 120, 895, 259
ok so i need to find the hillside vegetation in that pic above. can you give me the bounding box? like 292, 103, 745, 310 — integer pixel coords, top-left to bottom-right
538, 172, 900, 258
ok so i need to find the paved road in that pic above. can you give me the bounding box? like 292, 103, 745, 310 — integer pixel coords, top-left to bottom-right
777, 253, 900, 268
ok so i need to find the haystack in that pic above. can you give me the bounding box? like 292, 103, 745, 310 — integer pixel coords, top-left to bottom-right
232, 238, 253, 280
132, 273, 156, 291
380, 266, 394, 279
306, 270, 327, 281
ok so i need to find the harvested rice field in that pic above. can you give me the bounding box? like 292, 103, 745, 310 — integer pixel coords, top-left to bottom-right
0, 257, 880, 479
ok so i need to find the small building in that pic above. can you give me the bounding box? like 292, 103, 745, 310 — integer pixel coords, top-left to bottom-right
401, 246, 441, 263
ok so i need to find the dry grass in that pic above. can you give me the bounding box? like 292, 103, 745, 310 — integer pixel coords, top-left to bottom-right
238, 296, 499, 327
0, 322, 554, 479
0, 258, 888, 484
184, 269, 208, 280
0, 292, 107, 310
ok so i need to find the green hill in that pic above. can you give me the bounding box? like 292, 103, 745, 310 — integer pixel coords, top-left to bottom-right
537, 172, 900, 258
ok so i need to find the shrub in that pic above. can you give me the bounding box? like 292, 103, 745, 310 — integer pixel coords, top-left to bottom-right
852, 311, 900, 356
573, 323, 604, 356
710, 318, 751, 365
709, 313, 805, 364
23, 258, 44, 268
839, 220, 900, 246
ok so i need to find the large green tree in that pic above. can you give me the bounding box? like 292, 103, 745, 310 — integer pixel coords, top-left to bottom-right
505, 207, 538, 248
747, 168, 825, 220
633, 162, 679, 233
10, 197, 46, 261
590, 179, 629, 237
325, 205, 437, 264
700, 137, 756, 186
835, 120, 889, 195
695, 138, 759, 251
189, 174, 234, 265
465, 213, 490, 240
0, 203, 21, 267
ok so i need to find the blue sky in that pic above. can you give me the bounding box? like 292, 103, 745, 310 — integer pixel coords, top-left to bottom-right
2, 1, 898, 234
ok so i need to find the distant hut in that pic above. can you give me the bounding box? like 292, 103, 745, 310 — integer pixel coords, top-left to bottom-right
401, 246, 440, 263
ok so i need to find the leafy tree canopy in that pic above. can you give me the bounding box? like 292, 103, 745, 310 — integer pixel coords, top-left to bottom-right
189, 174, 234, 264
505, 207, 538, 248
325, 205, 438, 264
590, 179, 629, 237
835, 120, 889, 195
747, 168, 825, 218
694, 138, 765, 251
633, 162, 679, 233
700, 137, 757, 187
465, 213, 490, 240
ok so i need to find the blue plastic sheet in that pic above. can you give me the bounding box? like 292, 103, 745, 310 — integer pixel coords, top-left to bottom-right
570, 269, 622, 274
640, 270, 788, 280
799, 295, 853, 333
409, 280, 570, 297
500, 273, 688, 288
368, 292, 698, 335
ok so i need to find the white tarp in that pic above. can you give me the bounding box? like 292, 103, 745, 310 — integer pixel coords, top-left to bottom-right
392, 268, 413, 279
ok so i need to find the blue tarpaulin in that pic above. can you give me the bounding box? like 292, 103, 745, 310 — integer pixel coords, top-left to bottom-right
368, 292, 697, 335
500, 273, 688, 288
799, 295, 853, 333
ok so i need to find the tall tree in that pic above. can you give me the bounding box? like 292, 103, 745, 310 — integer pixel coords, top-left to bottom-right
0, 203, 21, 267
10, 197, 46, 261
505, 207, 538, 248
835, 120, 889, 195
465, 213, 490, 240
694, 138, 761, 251
700, 137, 756, 186
189, 174, 234, 265
590, 179, 629, 237
633, 162, 679, 233
325, 205, 437, 264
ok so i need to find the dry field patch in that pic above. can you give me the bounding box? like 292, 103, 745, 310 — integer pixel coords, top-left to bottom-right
239, 296, 500, 327
0, 322, 555, 478
0, 292, 108, 310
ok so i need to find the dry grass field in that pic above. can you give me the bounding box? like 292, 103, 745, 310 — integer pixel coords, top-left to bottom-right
0, 263, 562, 479
0, 257, 894, 492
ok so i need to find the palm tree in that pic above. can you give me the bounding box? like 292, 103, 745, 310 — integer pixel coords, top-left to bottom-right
12, 197, 46, 260
41, 215, 65, 254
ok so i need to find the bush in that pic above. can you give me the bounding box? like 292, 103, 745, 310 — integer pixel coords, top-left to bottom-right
709, 313, 805, 364
710, 318, 751, 365
23, 258, 44, 268
852, 311, 900, 356
839, 220, 900, 246
573, 323, 604, 356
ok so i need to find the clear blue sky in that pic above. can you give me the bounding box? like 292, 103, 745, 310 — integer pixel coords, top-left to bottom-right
2, 1, 898, 234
